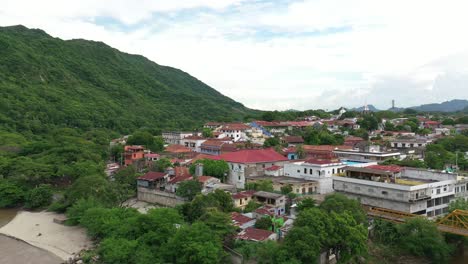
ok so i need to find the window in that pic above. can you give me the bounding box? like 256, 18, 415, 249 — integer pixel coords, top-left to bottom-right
368, 188, 374, 193
435, 198, 441, 206
238, 165, 241, 169
309, 169, 313, 174
382, 191, 388, 195
262, 164, 265, 168
355, 186, 360, 191
297, 170, 300, 173
332, 169, 335, 174
238, 176, 241, 181
304, 168, 307, 174
443, 187, 447, 192
437, 188, 441, 194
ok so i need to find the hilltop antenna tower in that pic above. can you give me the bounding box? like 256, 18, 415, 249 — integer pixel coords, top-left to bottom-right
392, 99, 395, 109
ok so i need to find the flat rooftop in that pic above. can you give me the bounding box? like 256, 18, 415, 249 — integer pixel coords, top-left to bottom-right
247, 176, 316, 184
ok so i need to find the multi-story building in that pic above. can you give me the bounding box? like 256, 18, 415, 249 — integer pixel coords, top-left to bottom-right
218, 123, 250, 142
333, 149, 401, 162
210, 148, 289, 188
333, 166, 457, 218
124, 145, 145, 166
162, 131, 197, 145
283, 158, 346, 194
180, 135, 207, 152
389, 137, 432, 149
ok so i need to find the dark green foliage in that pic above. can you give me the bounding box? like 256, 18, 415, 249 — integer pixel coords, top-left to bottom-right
448, 198, 468, 212
302, 127, 344, 145
296, 197, 316, 212
178, 190, 234, 222
397, 218, 452, 263
245, 180, 274, 192
263, 137, 280, 147
66, 175, 127, 207
24, 184, 53, 209
176, 179, 202, 201
65, 198, 104, 225
280, 184, 292, 194
358, 115, 380, 131
202, 128, 213, 138
0, 180, 24, 208
152, 158, 172, 172
319, 193, 367, 224
243, 200, 262, 213
163, 222, 225, 264
126, 131, 164, 152
255, 216, 273, 230
189, 159, 229, 181
199, 208, 236, 238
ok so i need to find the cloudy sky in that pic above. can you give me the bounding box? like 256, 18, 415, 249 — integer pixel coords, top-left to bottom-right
1, 0, 468, 110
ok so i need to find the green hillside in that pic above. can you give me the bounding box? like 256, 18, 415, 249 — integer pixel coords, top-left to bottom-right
0, 25, 255, 135
0, 25, 256, 186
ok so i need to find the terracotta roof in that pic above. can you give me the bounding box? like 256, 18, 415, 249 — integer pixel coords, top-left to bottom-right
254, 121, 287, 127
231, 212, 254, 227
183, 135, 206, 140
345, 136, 364, 141
165, 144, 192, 153
286, 121, 313, 127
303, 145, 353, 152
254, 206, 275, 216
282, 136, 304, 143
201, 139, 231, 147
138, 171, 167, 181
190, 154, 217, 163
125, 145, 145, 150
168, 166, 192, 184
304, 158, 342, 165
282, 146, 297, 153
366, 165, 402, 173
265, 165, 282, 171
197, 176, 219, 183
425, 121, 440, 125
145, 153, 160, 158
211, 148, 288, 163
237, 227, 275, 241
220, 123, 250, 130
232, 190, 256, 199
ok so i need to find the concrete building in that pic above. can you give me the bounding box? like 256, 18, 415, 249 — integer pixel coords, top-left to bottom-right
246, 175, 319, 195
180, 135, 207, 152
333, 149, 401, 162
218, 123, 250, 142
283, 159, 346, 194
162, 131, 197, 145
209, 148, 289, 188
389, 137, 432, 149
333, 166, 457, 217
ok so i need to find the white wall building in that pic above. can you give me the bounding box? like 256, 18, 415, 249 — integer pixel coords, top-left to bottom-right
283, 159, 346, 194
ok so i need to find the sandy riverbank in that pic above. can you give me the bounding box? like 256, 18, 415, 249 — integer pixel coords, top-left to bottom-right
0, 211, 92, 261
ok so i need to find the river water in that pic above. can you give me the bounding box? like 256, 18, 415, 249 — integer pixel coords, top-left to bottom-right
0, 208, 18, 228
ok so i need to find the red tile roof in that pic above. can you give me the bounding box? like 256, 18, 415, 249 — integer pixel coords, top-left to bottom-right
231, 212, 254, 227
366, 165, 402, 173
145, 153, 160, 158
237, 227, 275, 241
232, 190, 256, 199
305, 158, 342, 165
220, 123, 250, 130
265, 165, 282, 171
254, 206, 275, 216
197, 176, 218, 183
138, 171, 167, 181
124, 145, 145, 151
183, 135, 206, 140
303, 145, 353, 152
211, 148, 288, 163
165, 144, 192, 153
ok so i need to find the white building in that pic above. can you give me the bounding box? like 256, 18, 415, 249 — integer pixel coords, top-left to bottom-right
283, 159, 346, 194
333, 166, 456, 218
333, 149, 401, 162
162, 131, 197, 145
180, 135, 207, 152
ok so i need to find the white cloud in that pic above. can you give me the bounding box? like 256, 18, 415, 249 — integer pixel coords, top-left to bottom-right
1, 0, 467, 110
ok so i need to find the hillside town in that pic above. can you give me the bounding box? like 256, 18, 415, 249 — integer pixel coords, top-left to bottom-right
100, 108, 468, 262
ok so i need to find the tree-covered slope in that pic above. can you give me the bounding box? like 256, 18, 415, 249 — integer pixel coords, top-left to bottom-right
0, 25, 256, 135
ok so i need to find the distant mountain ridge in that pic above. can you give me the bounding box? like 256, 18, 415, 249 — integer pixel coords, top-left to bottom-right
408, 99, 468, 112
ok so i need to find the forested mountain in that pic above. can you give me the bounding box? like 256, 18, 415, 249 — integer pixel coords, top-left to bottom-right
0, 25, 256, 185
0, 25, 256, 135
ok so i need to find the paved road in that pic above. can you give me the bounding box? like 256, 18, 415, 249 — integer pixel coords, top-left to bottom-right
0, 235, 62, 264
